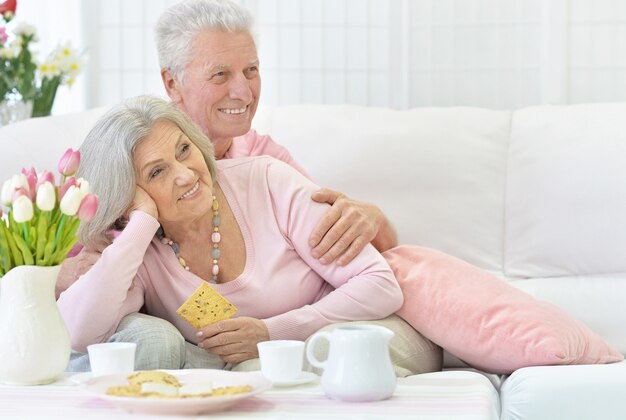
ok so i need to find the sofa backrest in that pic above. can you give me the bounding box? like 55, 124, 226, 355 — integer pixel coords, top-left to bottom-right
2, 103, 626, 353
4, 103, 626, 279
253, 105, 511, 274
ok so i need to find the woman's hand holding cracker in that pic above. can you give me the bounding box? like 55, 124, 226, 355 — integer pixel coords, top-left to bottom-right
196, 317, 270, 365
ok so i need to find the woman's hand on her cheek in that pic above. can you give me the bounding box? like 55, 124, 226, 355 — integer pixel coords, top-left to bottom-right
125, 185, 158, 219
197, 317, 270, 365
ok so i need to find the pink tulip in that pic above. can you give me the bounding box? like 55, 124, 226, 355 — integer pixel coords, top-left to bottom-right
57, 148, 81, 176
76, 193, 99, 222
21, 167, 37, 201
36, 170, 55, 190
58, 176, 77, 200
0, 27, 7, 44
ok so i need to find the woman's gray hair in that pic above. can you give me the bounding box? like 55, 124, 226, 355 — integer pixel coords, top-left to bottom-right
77, 95, 217, 249
155, 0, 255, 82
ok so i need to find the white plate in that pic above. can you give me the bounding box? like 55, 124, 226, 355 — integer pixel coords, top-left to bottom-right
81, 369, 272, 415
268, 371, 318, 387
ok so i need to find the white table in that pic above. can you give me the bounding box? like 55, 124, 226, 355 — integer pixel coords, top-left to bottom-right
0, 370, 499, 419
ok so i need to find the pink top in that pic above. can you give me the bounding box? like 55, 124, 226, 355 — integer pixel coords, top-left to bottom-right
65, 130, 307, 258
226, 129, 310, 178
57, 157, 402, 352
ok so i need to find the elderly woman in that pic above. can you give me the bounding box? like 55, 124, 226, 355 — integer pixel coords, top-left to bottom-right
57, 96, 442, 375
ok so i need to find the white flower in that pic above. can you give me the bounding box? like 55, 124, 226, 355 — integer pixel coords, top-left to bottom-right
36, 182, 56, 211
0, 46, 15, 59
12, 22, 37, 38
10, 174, 29, 192
1, 179, 13, 206
38, 61, 60, 79
59, 185, 82, 216
46, 43, 84, 84
12, 195, 34, 223
76, 178, 90, 199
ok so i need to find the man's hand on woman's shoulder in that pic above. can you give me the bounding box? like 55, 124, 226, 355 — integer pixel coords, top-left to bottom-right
309, 188, 398, 266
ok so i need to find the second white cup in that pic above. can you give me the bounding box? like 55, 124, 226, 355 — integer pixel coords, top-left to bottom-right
87, 342, 136, 377
257, 340, 305, 382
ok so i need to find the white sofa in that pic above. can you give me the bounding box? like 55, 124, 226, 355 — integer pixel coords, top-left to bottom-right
2, 103, 626, 419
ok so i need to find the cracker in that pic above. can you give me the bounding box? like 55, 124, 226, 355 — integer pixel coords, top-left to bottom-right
106, 384, 141, 397
105, 370, 253, 399
211, 385, 253, 396
176, 282, 237, 329
127, 370, 181, 387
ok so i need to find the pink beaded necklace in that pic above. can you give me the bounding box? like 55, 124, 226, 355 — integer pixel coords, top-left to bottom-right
159, 195, 222, 283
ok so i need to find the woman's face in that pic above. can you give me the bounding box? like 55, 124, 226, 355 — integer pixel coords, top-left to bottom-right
133, 119, 214, 224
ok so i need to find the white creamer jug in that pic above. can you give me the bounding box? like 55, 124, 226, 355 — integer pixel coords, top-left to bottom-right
306, 324, 396, 402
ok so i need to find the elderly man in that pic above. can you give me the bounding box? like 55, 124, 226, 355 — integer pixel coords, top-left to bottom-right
59, 0, 441, 376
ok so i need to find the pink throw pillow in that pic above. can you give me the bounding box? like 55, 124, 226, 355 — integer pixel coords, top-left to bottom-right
384, 245, 623, 374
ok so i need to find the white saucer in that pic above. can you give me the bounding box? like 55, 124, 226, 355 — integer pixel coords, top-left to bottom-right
68, 372, 93, 384
269, 371, 318, 387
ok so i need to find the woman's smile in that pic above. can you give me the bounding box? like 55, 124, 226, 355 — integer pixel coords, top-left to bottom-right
178, 181, 200, 201
219, 105, 248, 115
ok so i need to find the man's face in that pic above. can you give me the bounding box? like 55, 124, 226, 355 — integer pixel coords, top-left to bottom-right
165, 30, 261, 156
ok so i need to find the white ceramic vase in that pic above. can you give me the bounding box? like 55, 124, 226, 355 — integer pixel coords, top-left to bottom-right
0, 265, 71, 385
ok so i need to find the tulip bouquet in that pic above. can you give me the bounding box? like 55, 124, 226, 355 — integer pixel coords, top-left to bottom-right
0, 148, 98, 276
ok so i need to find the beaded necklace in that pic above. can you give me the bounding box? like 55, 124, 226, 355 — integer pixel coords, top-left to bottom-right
158, 195, 222, 283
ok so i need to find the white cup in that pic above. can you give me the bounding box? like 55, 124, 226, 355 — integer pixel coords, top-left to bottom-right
87, 342, 137, 377
257, 340, 305, 382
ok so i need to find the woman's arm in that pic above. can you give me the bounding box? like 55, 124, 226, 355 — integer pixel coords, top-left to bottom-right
263, 159, 404, 340
56, 211, 159, 352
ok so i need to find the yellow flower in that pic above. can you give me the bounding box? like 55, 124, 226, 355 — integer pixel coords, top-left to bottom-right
38, 62, 59, 79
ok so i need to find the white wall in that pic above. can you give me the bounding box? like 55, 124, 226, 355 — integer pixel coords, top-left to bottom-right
12, 0, 85, 113
15, 0, 626, 114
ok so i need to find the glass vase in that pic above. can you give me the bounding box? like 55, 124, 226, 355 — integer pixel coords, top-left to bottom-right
0, 89, 34, 127
32, 76, 61, 118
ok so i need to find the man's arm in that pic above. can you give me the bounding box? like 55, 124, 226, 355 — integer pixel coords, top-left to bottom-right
56, 246, 103, 299
309, 188, 398, 266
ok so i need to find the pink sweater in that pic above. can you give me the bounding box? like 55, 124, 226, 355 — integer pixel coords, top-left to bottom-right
57, 157, 403, 352
225, 129, 310, 178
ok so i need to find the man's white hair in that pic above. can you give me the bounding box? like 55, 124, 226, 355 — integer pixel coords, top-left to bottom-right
155, 0, 255, 83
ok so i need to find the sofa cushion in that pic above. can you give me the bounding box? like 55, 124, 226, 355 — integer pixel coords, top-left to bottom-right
253, 104, 511, 273
0, 107, 108, 186
386, 245, 624, 374
500, 361, 626, 420
506, 103, 626, 278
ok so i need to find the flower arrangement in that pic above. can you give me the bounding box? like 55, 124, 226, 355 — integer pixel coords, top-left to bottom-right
0, 148, 98, 276
0, 0, 84, 120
